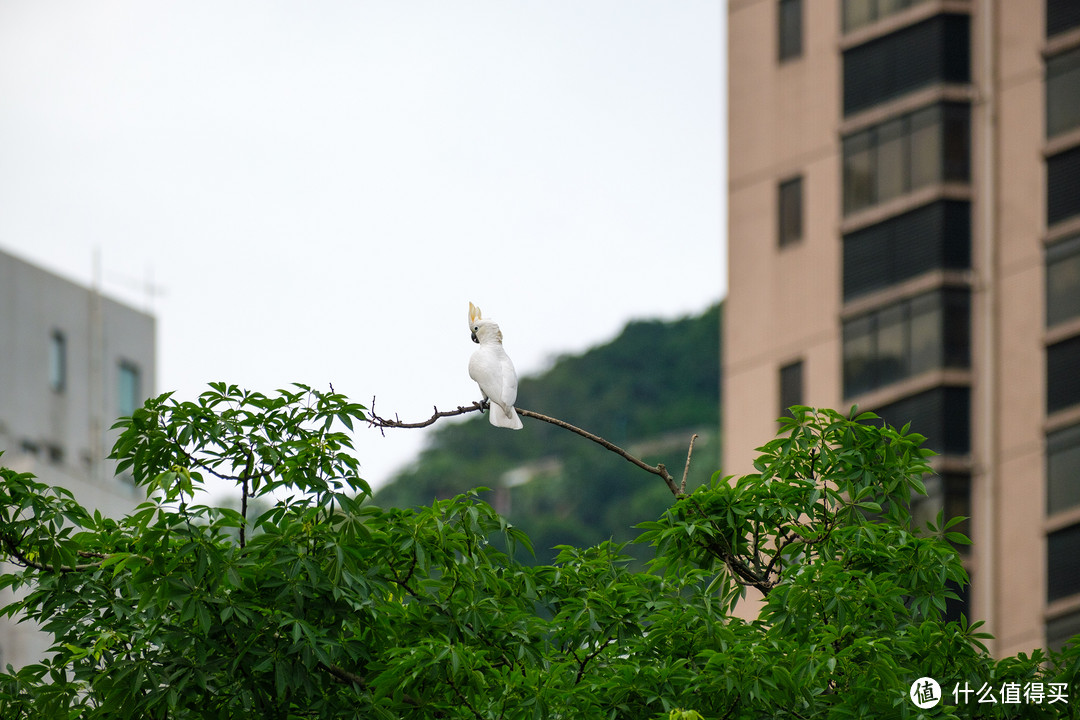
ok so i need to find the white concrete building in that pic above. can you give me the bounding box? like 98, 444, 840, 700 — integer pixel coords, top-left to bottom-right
0, 247, 155, 668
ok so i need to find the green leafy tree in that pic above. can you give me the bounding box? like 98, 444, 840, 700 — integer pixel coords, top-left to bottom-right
0, 386, 1076, 718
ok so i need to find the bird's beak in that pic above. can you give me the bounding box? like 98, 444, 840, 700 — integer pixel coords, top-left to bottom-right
471, 331, 479, 344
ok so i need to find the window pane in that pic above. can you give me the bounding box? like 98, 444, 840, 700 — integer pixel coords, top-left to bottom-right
1047, 234, 1080, 327
778, 176, 803, 247
909, 292, 942, 375
943, 472, 971, 541
1048, 335, 1080, 414
843, 130, 875, 214
941, 103, 970, 182
874, 386, 970, 455
941, 198, 973, 268
1048, 47, 1080, 138
843, 289, 969, 398
779, 0, 802, 61
912, 472, 971, 546
876, 118, 907, 203
944, 577, 969, 623
779, 360, 804, 416
1048, 0, 1080, 38
1048, 423, 1080, 515
1048, 523, 1080, 602
842, 102, 969, 217
1049, 146, 1080, 227
942, 289, 971, 368
844, 316, 876, 397
49, 331, 66, 393
844, 0, 931, 33
1047, 610, 1080, 653
842, 0, 875, 33
876, 303, 907, 386
909, 105, 942, 189
118, 362, 141, 418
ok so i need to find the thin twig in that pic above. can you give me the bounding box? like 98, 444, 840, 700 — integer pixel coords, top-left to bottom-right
681, 433, 698, 495
516, 408, 683, 497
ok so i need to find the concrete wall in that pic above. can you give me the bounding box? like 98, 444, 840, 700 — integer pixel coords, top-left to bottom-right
0, 247, 155, 668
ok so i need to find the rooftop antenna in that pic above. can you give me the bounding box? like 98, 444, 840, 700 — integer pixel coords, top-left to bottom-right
89, 247, 105, 483
143, 263, 166, 313
94, 259, 166, 314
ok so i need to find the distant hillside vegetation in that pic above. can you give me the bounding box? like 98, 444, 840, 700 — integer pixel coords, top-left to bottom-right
372, 302, 723, 562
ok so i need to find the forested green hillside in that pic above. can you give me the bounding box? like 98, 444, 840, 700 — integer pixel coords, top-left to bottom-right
373, 302, 722, 562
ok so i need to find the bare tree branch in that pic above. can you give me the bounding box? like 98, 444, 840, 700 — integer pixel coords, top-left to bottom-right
366, 398, 691, 497
367, 398, 488, 434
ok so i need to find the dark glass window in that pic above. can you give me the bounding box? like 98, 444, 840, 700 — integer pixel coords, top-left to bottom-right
779, 0, 803, 61
843, 200, 971, 300
843, 289, 970, 397
49, 330, 66, 393
1048, 46, 1080, 139
842, 0, 931, 33
1048, 146, 1080, 227
1048, 0, 1080, 38
1048, 423, 1080, 516
844, 130, 875, 213
778, 176, 804, 247
1047, 234, 1080, 327
1047, 610, 1080, 652
874, 386, 970, 456
1048, 523, 1080, 602
843, 14, 970, 116
911, 472, 971, 541
843, 103, 970, 216
1048, 335, 1080, 414
779, 360, 804, 416
944, 577, 969, 624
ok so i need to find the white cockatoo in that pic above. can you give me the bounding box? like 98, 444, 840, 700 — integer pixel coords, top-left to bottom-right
468, 302, 523, 430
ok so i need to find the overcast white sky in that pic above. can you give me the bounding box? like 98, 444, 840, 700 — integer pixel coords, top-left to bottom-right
0, 1, 726, 489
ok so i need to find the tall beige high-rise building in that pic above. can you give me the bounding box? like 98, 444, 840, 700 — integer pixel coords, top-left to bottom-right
725, 0, 1080, 657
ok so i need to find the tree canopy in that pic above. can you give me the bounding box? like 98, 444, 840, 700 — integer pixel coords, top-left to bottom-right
0, 384, 1076, 719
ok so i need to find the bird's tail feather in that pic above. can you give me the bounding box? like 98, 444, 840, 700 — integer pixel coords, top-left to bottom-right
489, 403, 523, 430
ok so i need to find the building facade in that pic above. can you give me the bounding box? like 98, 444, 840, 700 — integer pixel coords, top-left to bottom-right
725, 0, 1080, 657
0, 248, 155, 667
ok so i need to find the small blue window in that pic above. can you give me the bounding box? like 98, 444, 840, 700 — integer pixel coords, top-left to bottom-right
118, 361, 141, 417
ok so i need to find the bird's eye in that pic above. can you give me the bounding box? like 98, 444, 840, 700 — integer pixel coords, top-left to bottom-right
472, 325, 479, 332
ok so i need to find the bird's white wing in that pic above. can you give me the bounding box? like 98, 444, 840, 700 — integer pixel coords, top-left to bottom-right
497, 352, 518, 408
468, 347, 498, 401
469, 345, 522, 429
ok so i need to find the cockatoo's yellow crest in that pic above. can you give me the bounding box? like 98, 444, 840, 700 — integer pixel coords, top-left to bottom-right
469, 302, 482, 326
